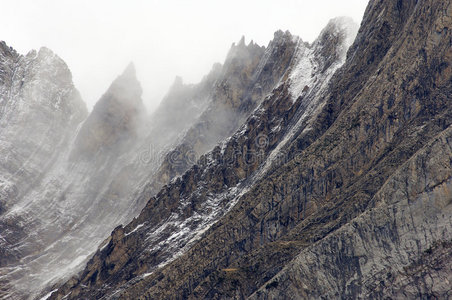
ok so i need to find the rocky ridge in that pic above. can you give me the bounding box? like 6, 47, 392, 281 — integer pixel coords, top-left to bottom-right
50, 17, 360, 300
52, 0, 452, 299
0, 19, 349, 299
2, 0, 450, 298
0, 42, 87, 214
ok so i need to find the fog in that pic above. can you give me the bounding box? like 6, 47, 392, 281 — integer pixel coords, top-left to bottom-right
0, 0, 367, 112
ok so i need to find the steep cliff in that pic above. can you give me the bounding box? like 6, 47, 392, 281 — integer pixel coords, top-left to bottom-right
0, 43, 88, 297
127, 33, 299, 219
251, 1, 452, 298
3, 0, 450, 299
250, 124, 452, 299
131, 1, 451, 298
70, 63, 146, 160
52, 0, 452, 299
0, 42, 87, 214
50, 17, 360, 300
0, 62, 147, 299
149, 37, 268, 188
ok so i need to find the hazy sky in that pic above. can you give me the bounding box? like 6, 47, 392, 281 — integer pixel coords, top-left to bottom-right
1, 0, 368, 112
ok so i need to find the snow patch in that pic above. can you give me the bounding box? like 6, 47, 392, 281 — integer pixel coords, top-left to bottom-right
125, 223, 145, 236
39, 289, 57, 300
288, 43, 316, 100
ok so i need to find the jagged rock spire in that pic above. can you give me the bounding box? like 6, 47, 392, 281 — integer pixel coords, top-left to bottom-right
70, 63, 146, 159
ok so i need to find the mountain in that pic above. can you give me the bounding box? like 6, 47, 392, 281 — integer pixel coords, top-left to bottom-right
146, 32, 295, 193
0, 50, 220, 298
0, 17, 358, 298
49, 16, 362, 299
0, 43, 88, 285
0, 60, 148, 299
0, 43, 87, 214
0, 0, 450, 299
49, 0, 452, 299
70, 62, 146, 160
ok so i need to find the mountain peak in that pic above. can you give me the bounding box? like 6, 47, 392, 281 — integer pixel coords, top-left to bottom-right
317, 16, 359, 48
122, 61, 136, 78
70, 63, 145, 159
238, 35, 246, 46
310, 16, 359, 65
274, 29, 290, 38
225, 35, 264, 66
0, 40, 19, 59
105, 62, 143, 105
38, 46, 55, 57
97, 62, 144, 116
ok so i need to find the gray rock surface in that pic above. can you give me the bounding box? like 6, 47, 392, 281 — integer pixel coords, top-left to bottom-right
0, 42, 87, 213
251, 125, 452, 299
3, 0, 450, 299
49, 17, 359, 300
50, 0, 452, 299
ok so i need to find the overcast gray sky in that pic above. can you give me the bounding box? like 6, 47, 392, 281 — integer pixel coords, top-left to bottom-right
1, 0, 368, 112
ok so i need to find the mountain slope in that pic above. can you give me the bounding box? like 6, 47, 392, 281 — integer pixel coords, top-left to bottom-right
251, 122, 452, 299
0, 43, 87, 214
144, 1, 452, 298
146, 33, 296, 193
0, 56, 223, 300
70, 63, 146, 160
50, 17, 360, 300
51, 0, 452, 299
0, 26, 321, 299
0, 63, 147, 299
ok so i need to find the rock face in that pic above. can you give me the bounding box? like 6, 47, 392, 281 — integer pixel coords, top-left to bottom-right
70, 63, 146, 159
2, 0, 450, 299
49, 17, 361, 300
0, 23, 341, 299
250, 126, 452, 299
0, 53, 227, 299
50, 0, 452, 299
0, 43, 87, 213
0, 61, 147, 299
127, 32, 301, 218
149, 31, 300, 193
0, 43, 88, 290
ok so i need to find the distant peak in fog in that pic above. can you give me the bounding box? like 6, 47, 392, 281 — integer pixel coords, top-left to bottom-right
231, 35, 261, 49
104, 62, 143, 105
123, 61, 137, 77
238, 35, 246, 46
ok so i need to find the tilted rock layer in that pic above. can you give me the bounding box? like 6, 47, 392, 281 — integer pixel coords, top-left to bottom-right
51, 0, 452, 299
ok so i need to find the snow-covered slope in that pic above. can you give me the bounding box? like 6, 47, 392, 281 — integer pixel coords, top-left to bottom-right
0, 63, 146, 298
0, 42, 87, 214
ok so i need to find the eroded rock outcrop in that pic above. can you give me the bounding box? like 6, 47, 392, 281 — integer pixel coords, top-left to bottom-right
70, 63, 146, 160
50, 16, 360, 300
51, 0, 452, 299
251, 125, 452, 299
0, 42, 87, 213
